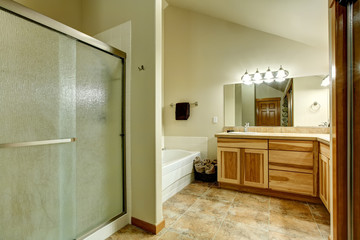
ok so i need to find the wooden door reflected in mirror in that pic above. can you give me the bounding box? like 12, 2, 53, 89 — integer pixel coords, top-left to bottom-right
255, 98, 281, 126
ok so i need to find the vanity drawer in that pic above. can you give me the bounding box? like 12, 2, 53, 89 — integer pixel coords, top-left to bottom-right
217, 138, 268, 149
269, 140, 313, 152
320, 143, 330, 158
269, 170, 314, 196
269, 150, 313, 173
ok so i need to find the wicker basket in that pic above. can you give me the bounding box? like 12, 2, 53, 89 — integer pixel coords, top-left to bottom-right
194, 166, 217, 182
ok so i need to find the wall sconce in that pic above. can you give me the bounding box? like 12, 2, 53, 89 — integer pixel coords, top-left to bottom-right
241, 65, 289, 85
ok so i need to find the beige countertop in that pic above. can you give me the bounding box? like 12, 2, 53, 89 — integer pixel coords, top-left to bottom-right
215, 132, 330, 145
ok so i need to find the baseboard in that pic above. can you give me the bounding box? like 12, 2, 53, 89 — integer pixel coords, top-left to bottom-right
131, 217, 165, 234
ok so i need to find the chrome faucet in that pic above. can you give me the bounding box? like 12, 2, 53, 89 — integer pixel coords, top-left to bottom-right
244, 122, 250, 132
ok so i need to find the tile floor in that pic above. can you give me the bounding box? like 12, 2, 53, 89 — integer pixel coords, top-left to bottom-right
107, 181, 330, 240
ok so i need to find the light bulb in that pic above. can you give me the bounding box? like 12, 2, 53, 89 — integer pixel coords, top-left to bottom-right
277, 65, 287, 78
264, 67, 273, 80
241, 70, 251, 82
253, 69, 262, 81
254, 79, 263, 84
275, 78, 285, 82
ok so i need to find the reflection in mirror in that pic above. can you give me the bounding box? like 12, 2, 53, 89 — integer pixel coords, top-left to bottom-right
224, 75, 330, 127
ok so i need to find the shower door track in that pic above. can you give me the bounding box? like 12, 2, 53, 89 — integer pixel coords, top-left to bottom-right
0, 138, 76, 148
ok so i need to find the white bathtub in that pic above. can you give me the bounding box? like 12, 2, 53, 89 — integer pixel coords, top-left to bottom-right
162, 149, 200, 202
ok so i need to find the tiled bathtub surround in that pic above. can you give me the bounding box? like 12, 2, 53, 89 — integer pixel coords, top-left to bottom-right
108, 182, 330, 240
224, 126, 330, 134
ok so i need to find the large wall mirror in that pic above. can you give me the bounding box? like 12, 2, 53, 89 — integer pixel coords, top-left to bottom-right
224, 75, 330, 127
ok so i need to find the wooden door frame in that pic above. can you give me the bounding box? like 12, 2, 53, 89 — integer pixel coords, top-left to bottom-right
255, 97, 281, 126
284, 79, 294, 126
353, 1, 360, 238
329, 0, 350, 239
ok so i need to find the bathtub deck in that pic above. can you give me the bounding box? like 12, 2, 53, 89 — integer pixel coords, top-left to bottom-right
108, 181, 330, 240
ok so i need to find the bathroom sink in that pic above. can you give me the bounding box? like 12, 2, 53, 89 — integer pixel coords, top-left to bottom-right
227, 132, 263, 135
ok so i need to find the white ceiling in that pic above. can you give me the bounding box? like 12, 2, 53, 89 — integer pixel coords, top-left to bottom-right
165, 0, 328, 48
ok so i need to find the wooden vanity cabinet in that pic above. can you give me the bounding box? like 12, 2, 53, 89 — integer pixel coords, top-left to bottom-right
217, 138, 268, 188
217, 137, 321, 200
319, 143, 330, 211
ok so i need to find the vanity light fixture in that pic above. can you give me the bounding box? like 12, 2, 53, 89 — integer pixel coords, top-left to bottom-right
276, 65, 287, 78
241, 70, 251, 82
264, 67, 274, 83
240, 65, 289, 85
253, 69, 262, 81
253, 69, 263, 84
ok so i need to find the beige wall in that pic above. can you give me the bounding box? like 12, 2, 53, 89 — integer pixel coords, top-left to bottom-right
293, 76, 330, 127
163, 6, 329, 159
14, 0, 83, 31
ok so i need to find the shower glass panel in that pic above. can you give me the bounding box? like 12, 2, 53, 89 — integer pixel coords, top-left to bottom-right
0, 144, 76, 240
0, 10, 76, 143
75, 43, 124, 236
0, 4, 125, 240
0, 9, 76, 240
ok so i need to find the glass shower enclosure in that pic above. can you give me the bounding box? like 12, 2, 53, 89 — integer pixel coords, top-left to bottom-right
0, 1, 126, 239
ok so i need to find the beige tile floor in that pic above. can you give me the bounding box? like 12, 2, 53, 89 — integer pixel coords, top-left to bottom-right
107, 181, 330, 240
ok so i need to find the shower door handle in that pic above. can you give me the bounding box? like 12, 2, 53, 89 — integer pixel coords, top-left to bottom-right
0, 138, 76, 148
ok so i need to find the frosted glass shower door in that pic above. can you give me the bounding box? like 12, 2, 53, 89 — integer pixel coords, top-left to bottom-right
0, 5, 125, 240
75, 42, 124, 237
0, 10, 76, 240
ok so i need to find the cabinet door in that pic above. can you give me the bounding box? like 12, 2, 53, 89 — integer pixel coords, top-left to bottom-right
217, 147, 241, 185
319, 154, 330, 211
242, 149, 269, 188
